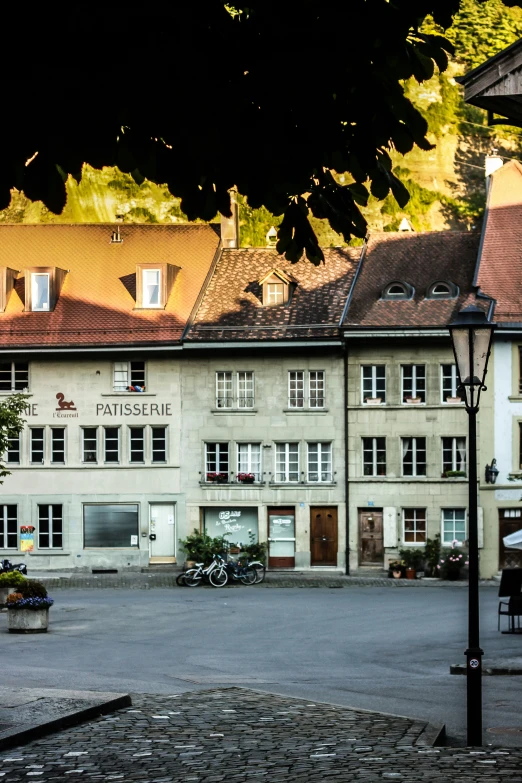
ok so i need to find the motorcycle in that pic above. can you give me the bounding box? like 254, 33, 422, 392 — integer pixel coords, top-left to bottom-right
0, 558, 28, 575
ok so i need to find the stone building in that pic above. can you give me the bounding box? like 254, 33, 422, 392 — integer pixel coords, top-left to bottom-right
0, 223, 220, 570
182, 246, 357, 569
342, 231, 488, 574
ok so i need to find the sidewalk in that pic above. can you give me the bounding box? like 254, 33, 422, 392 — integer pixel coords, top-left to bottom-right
30, 569, 499, 590
1, 687, 522, 782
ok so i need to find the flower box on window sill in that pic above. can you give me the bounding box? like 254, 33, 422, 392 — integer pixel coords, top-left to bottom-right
237, 473, 256, 484
445, 396, 462, 404
365, 397, 382, 405
405, 397, 422, 404
206, 473, 229, 483
442, 470, 467, 479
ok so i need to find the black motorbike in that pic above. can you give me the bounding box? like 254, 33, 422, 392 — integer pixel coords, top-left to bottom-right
0, 558, 27, 575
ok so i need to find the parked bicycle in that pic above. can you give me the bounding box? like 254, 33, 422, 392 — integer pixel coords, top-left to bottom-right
182, 554, 228, 588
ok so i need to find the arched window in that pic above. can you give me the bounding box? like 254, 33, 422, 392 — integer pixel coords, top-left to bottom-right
426, 281, 459, 299
381, 282, 413, 300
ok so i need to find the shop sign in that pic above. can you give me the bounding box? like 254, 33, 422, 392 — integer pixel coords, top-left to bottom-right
204, 507, 258, 543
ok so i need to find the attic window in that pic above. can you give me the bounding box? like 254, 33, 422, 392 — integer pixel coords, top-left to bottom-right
25, 267, 68, 312
381, 282, 413, 300
258, 267, 297, 306
267, 283, 284, 304
32, 274, 49, 311
135, 263, 180, 309
426, 281, 459, 299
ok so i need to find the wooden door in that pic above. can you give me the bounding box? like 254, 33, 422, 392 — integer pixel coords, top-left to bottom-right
311, 507, 338, 566
499, 510, 522, 569
359, 509, 384, 565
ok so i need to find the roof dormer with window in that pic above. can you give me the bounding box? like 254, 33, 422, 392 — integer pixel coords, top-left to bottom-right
258, 268, 297, 306
0, 267, 19, 312
135, 263, 180, 309
24, 267, 68, 312
381, 281, 414, 300
426, 281, 459, 299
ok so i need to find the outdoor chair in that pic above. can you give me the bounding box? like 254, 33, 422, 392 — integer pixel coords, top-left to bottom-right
498, 568, 522, 634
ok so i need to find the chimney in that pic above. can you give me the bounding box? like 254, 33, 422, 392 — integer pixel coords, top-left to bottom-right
485, 149, 503, 183
220, 190, 239, 249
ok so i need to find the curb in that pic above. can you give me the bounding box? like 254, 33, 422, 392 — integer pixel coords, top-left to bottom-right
0, 693, 131, 752
415, 721, 447, 746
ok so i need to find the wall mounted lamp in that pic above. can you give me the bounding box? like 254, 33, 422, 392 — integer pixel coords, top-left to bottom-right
485, 458, 499, 484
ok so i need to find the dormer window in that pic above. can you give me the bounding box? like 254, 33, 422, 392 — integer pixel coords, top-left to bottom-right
135, 263, 179, 309
426, 281, 459, 299
32, 273, 50, 311
0, 267, 19, 313
25, 267, 67, 312
258, 268, 297, 306
381, 282, 414, 300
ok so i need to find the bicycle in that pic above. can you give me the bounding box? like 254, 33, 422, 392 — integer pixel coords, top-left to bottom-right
183, 554, 228, 588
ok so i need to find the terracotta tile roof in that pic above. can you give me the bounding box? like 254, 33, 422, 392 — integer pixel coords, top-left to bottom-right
343, 231, 483, 329
0, 224, 220, 348
187, 247, 359, 341
475, 161, 522, 323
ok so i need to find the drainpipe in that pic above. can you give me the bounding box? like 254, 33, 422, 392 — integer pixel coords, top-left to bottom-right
344, 340, 350, 574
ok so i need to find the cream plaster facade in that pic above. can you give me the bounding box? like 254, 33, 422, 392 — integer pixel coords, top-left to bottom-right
0, 353, 183, 571
180, 347, 346, 569
346, 339, 480, 573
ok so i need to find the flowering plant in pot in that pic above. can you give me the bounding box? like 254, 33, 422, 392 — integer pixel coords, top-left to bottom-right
399, 547, 424, 579
6, 580, 54, 633
436, 540, 468, 580
388, 559, 405, 578
0, 570, 26, 609
237, 472, 255, 484
206, 472, 229, 483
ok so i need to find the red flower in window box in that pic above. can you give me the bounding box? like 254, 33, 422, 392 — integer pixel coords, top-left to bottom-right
206, 472, 229, 483
237, 473, 256, 483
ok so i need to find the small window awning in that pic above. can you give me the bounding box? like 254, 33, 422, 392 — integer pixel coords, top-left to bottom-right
503, 529, 522, 550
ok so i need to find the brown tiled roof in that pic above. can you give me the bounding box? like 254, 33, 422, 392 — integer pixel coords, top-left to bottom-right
187, 247, 359, 341
0, 224, 220, 348
475, 161, 522, 323
343, 231, 483, 328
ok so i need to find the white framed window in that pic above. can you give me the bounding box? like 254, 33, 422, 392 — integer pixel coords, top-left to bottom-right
30, 427, 45, 464
82, 427, 98, 463
113, 361, 146, 392
402, 437, 426, 477
104, 427, 120, 463
38, 504, 63, 549
215, 371, 254, 409
0, 361, 29, 391
442, 437, 466, 474
237, 443, 261, 480
267, 283, 284, 304
441, 364, 459, 401
401, 365, 426, 403
307, 442, 332, 482
151, 426, 167, 463
51, 428, 66, 464
403, 508, 427, 544
275, 442, 299, 482
361, 366, 386, 403
442, 508, 466, 545
309, 371, 325, 408
142, 268, 161, 307
6, 434, 20, 465
31, 273, 50, 311
362, 437, 386, 477
0, 505, 17, 549
288, 371, 304, 408
205, 442, 229, 477
129, 427, 145, 463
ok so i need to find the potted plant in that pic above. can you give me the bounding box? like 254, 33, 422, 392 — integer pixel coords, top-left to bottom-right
237, 472, 255, 484
399, 547, 424, 579
179, 530, 230, 568
436, 540, 468, 581
445, 396, 461, 404
365, 397, 382, 405
405, 397, 422, 404
0, 571, 26, 610
206, 472, 229, 483
388, 559, 405, 579
6, 580, 53, 633
241, 531, 268, 565
423, 534, 441, 577
444, 470, 467, 478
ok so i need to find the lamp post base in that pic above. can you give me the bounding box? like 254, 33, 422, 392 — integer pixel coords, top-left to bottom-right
465, 646, 483, 746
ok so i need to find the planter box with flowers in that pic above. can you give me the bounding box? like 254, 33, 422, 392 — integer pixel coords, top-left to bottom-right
237, 472, 256, 484
436, 540, 468, 580
0, 570, 26, 610
6, 580, 54, 633
206, 472, 229, 484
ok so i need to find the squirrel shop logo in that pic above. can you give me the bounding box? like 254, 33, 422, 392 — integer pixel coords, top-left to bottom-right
54, 393, 78, 418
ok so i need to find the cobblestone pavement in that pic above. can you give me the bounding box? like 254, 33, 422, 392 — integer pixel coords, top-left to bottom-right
34, 571, 498, 590
1, 688, 520, 782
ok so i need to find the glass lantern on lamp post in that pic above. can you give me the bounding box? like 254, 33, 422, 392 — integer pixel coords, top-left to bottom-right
448, 305, 495, 747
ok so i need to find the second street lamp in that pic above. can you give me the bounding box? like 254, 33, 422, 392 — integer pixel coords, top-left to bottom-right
448, 305, 495, 747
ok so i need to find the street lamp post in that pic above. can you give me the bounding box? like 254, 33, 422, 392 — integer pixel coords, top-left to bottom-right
449, 305, 495, 747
